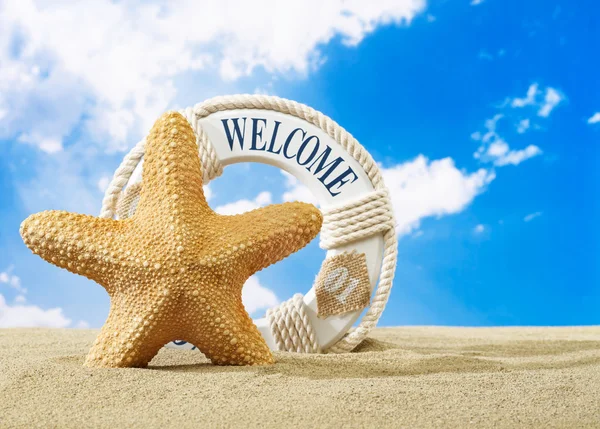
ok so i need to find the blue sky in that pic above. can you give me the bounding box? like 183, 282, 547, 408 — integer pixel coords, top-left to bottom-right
0, 0, 598, 329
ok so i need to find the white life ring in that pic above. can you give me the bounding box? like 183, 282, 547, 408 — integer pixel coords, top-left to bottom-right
100, 95, 397, 354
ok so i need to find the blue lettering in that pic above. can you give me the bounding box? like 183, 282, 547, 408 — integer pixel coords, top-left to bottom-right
266, 120, 283, 154
283, 128, 306, 159
308, 145, 345, 184
325, 167, 359, 197
221, 117, 247, 150
297, 136, 320, 166
219, 117, 357, 197
250, 118, 267, 151
172, 340, 197, 350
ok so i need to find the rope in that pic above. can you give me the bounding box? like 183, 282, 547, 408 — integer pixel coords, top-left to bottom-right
319, 188, 395, 250
265, 294, 321, 353
116, 182, 142, 219
100, 94, 398, 354
99, 139, 145, 219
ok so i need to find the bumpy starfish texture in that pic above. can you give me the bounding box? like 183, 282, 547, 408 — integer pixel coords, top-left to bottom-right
20, 112, 323, 368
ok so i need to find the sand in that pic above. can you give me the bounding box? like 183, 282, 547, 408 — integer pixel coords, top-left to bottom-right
0, 327, 599, 428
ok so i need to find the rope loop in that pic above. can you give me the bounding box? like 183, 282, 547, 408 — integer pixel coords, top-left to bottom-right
99, 140, 145, 219
266, 294, 321, 353
320, 188, 395, 250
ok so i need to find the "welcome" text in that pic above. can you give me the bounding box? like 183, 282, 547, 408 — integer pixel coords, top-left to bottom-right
221, 117, 358, 197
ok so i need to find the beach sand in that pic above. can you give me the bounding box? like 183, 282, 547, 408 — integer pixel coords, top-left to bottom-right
0, 326, 598, 428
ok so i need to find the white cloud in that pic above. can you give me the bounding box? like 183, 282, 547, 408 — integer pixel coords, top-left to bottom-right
524, 211, 542, 222
203, 184, 213, 202
471, 0, 484, 5
587, 112, 600, 124
509, 83, 563, 118
0, 293, 72, 328
474, 224, 485, 233
17, 148, 103, 215
74, 320, 91, 329
281, 171, 320, 206
241, 275, 279, 315
17, 132, 63, 154
0, 0, 426, 152
97, 176, 110, 193
511, 83, 539, 108
255, 191, 272, 205
472, 84, 564, 167
9, 275, 22, 290
473, 114, 542, 166
0, 267, 86, 328
381, 155, 495, 236
517, 118, 530, 134
492, 144, 542, 167
0, 268, 27, 294
538, 87, 563, 118
37, 138, 63, 154
215, 191, 272, 215
486, 140, 509, 157
474, 114, 503, 143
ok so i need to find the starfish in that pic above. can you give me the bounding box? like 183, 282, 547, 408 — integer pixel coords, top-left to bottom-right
20, 111, 323, 368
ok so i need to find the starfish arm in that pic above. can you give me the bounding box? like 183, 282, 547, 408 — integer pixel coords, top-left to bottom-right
85, 293, 173, 368
20, 210, 130, 291
134, 111, 210, 226
218, 202, 323, 277
184, 294, 274, 365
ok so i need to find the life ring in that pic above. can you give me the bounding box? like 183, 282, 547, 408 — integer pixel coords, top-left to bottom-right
100, 95, 397, 354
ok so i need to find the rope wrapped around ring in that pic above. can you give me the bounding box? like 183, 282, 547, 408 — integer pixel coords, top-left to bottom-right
266, 188, 395, 353
266, 294, 321, 353
319, 188, 395, 250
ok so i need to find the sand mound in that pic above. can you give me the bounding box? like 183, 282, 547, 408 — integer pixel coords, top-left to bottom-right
353, 337, 398, 352
0, 326, 599, 428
